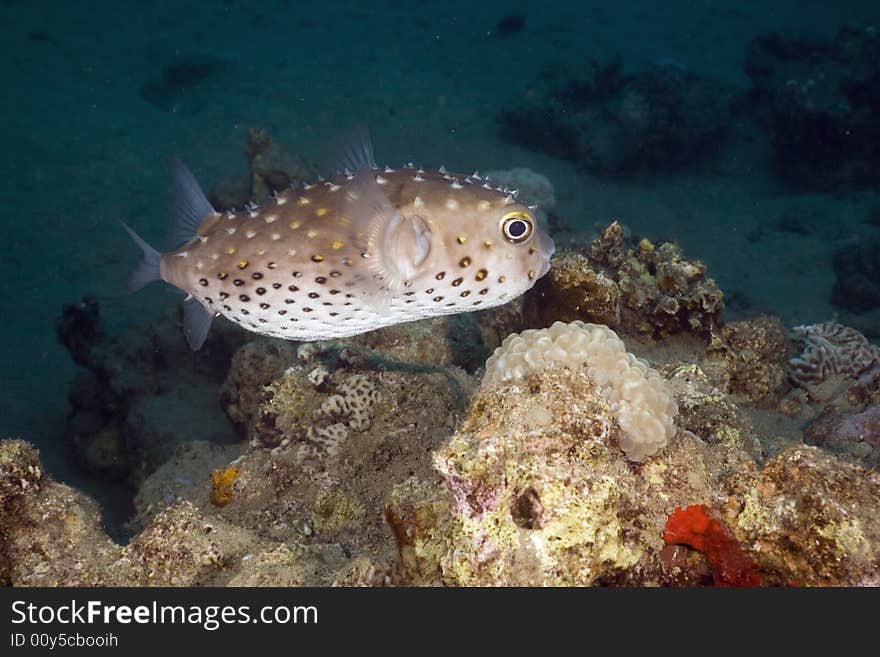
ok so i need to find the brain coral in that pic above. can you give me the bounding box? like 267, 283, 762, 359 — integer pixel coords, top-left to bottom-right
789, 321, 880, 387
483, 321, 677, 461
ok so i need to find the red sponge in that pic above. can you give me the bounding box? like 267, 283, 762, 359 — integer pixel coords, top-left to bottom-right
664, 504, 763, 587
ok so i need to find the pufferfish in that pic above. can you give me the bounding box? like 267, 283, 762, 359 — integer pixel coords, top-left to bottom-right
123, 133, 555, 349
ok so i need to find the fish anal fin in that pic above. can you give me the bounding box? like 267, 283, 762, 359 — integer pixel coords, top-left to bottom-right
183, 297, 213, 350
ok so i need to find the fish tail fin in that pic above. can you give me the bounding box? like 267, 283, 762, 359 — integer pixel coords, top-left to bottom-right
120, 221, 162, 292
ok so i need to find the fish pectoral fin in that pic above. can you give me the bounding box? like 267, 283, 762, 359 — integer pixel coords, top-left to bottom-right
380, 213, 432, 281
182, 297, 213, 350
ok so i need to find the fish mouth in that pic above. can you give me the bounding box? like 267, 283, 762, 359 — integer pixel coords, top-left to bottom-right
537, 231, 555, 278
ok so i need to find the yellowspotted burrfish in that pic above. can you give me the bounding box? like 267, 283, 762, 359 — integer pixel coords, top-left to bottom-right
123, 133, 555, 349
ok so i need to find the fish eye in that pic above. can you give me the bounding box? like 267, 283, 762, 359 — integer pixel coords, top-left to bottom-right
501, 211, 534, 243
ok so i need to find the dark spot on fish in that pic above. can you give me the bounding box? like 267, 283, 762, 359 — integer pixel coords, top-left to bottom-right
259, 302, 269, 309
239, 294, 250, 302
272, 283, 281, 289
459, 257, 472, 268
205, 297, 213, 304
278, 309, 287, 315
323, 302, 332, 306
237, 260, 248, 269
446, 302, 456, 307
315, 276, 327, 284
223, 304, 232, 311
342, 257, 353, 266
308, 292, 320, 299
219, 292, 229, 300
426, 288, 434, 294
473, 300, 483, 306
293, 271, 302, 278
404, 291, 415, 296
217, 272, 227, 279
233, 279, 245, 286
199, 278, 208, 286
290, 317, 299, 322
452, 277, 464, 287
285, 299, 294, 304
330, 312, 339, 316
345, 293, 354, 298
329, 289, 340, 295
303, 307, 313, 312
311, 254, 324, 262
436, 272, 446, 280
241, 309, 250, 315
288, 285, 299, 292
256, 287, 266, 295
476, 269, 488, 281
405, 299, 414, 303
498, 276, 506, 283
461, 290, 471, 297
433, 296, 444, 302
252, 272, 263, 280
330, 271, 341, 278
495, 15, 526, 37
258, 318, 267, 323
267, 261, 277, 269
479, 288, 489, 295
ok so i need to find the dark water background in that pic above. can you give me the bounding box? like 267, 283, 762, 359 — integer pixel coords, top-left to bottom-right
2, 0, 879, 532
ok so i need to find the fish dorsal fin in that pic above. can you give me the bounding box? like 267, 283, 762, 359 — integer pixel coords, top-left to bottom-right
167, 157, 216, 248
182, 297, 213, 350
342, 170, 430, 312
326, 125, 376, 175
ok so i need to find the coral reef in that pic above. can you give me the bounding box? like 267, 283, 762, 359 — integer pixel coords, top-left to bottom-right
734, 446, 880, 586
703, 316, 789, 405
805, 405, 880, 469
524, 223, 723, 339
788, 321, 880, 388
386, 365, 880, 586
498, 58, 731, 173
56, 297, 246, 486
12, 304, 880, 586
663, 363, 763, 459
522, 251, 620, 327
745, 26, 880, 190
210, 127, 313, 210
483, 321, 677, 461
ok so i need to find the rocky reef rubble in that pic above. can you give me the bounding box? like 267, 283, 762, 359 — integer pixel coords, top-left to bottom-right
5, 339, 880, 585
55, 296, 246, 487
13, 225, 878, 586
524, 222, 724, 339
209, 127, 313, 210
